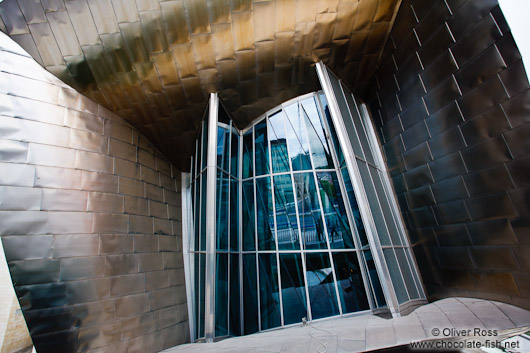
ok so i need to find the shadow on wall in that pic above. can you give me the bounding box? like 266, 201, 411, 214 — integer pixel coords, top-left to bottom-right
364, 0, 530, 309
0, 34, 188, 352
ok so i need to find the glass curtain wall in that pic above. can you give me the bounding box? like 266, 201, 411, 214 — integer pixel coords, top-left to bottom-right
316, 63, 425, 313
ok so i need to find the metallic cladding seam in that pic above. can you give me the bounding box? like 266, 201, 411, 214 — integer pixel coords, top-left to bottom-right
0, 0, 402, 170
0, 33, 188, 352
366, 0, 530, 309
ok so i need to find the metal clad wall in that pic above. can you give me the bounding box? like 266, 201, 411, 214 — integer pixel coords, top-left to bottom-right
0, 33, 188, 352
365, 0, 530, 309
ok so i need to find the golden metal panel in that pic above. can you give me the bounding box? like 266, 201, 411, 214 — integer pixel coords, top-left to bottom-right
333, 1, 358, 40
160, 1, 189, 46
27, 22, 63, 66
198, 68, 221, 94
191, 34, 216, 70
139, 10, 169, 53
374, 0, 399, 23
0, 1, 30, 35
275, 31, 294, 65
253, 1, 274, 42
294, 21, 315, 57
134, 61, 163, 94
183, 0, 210, 35
211, 23, 235, 61
40, 0, 65, 12
153, 52, 180, 87
87, 0, 119, 34
111, 0, 139, 23
317, 0, 339, 14
181, 76, 204, 103
116, 71, 145, 104
232, 11, 254, 51
46, 11, 82, 56
135, 0, 159, 12
172, 43, 198, 79
275, 0, 295, 32
100, 32, 132, 73
296, 0, 317, 22
17, 0, 47, 24
313, 13, 336, 50
217, 59, 238, 88
230, 0, 251, 12
65, 0, 100, 46
235, 49, 255, 82
255, 41, 274, 73
353, 0, 379, 31
82, 44, 113, 84
206, 0, 231, 24
119, 22, 150, 63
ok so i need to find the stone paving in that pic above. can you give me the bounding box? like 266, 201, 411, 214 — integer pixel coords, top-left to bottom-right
162, 298, 530, 353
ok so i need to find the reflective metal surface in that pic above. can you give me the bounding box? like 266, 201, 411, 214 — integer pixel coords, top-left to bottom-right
0, 0, 402, 170
366, 0, 530, 310
0, 32, 189, 352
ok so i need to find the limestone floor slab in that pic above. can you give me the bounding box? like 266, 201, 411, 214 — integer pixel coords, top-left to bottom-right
162, 298, 530, 353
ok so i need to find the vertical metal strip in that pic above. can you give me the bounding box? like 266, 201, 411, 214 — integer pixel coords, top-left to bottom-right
181, 170, 196, 341
204, 93, 219, 342
316, 62, 400, 317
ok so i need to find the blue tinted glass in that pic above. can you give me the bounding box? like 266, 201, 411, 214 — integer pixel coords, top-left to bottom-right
332, 252, 370, 313
230, 178, 239, 252
229, 254, 241, 336
293, 173, 327, 250
258, 254, 281, 330
194, 175, 200, 251
300, 98, 334, 169
215, 253, 228, 336
273, 174, 300, 250
200, 173, 207, 251
242, 180, 255, 251
316, 172, 355, 249
254, 120, 270, 176
364, 250, 386, 308
202, 118, 208, 170
268, 112, 290, 173
243, 254, 258, 334
216, 171, 229, 251
341, 167, 368, 246
318, 93, 344, 167
199, 253, 206, 337
231, 130, 239, 177
256, 177, 275, 250
217, 126, 230, 172
305, 252, 340, 319
284, 104, 312, 171
242, 130, 253, 178
194, 254, 200, 338
279, 253, 307, 325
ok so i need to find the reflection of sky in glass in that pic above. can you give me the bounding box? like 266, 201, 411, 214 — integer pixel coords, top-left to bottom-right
284, 104, 312, 171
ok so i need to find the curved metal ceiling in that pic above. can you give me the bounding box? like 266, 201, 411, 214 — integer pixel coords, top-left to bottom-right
0, 0, 401, 169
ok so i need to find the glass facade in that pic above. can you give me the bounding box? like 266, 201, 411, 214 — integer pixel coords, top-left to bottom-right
185, 74, 425, 341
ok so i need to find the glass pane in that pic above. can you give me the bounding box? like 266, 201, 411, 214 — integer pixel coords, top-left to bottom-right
242, 180, 255, 251
395, 248, 420, 300
300, 97, 334, 169
332, 252, 370, 313
229, 254, 241, 336
243, 254, 259, 334
216, 171, 229, 251
194, 253, 200, 338
194, 174, 200, 251
364, 250, 386, 308
318, 93, 344, 167
202, 118, 208, 170
383, 248, 408, 304
215, 253, 228, 337
230, 178, 239, 252
254, 120, 270, 176
217, 126, 230, 172
279, 253, 307, 325
284, 104, 312, 171
258, 254, 281, 330
199, 253, 206, 338
256, 176, 275, 250
242, 130, 253, 178
293, 173, 327, 250
273, 174, 300, 251
341, 167, 368, 246
200, 173, 207, 251
268, 112, 290, 173
305, 253, 340, 320
316, 171, 355, 249
231, 130, 239, 177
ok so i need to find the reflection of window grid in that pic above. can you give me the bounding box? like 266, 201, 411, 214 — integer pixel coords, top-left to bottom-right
185, 88, 424, 342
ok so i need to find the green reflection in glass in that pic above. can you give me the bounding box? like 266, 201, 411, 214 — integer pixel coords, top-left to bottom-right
256, 176, 275, 250
216, 170, 229, 251
273, 174, 300, 250
231, 130, 239, 177
301, 97, 334, 169
318, 93, 345, 167
341, 167, 369, 246
215, 253, 228, 336
268, 112, 290, 173
243, 129, 253, 178
259, 254, 281, 330
243, 254, 259, 334
242, 180, 255, 251
305, 252, 340, 320
254, 120, 270, 176
332, 252, 370, 313
229, 254, 241, 336
230, 178, 239, 252
284, 104, 312, 171
217, 126, 230, 172
279, 253, 307, 325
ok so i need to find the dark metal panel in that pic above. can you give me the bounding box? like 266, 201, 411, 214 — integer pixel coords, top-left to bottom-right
434, 224, 471, 247
399, 98, 428, 129
414, 0, 451, 45
464, 164, 514, 197
417, 23, 454, 66
470, 247, 518, 271
504, 122, 530, 159
499, 60, 530, 98
507, 155, 530, 188
135, 61, 163, 95
465, 192, 517, 221
461, 135, 511, 172
403, 163, 433, 189
435, 247, 473, 269
428, 127, 466, 159
119, 21, 150, 64
421, 50, 458, 93
401, 120, 429, 150
435, 199, 470, 224
405, 185, 435, 209
496, 32, 521, 67
460, 105, 510, 146
409, 206, 438, 228
423, 75, 461, 114
425, 101, 463, 138
381, 115, 403, 142
431, 175, 467, 203
255, 41, 274, 74
446, 0, 497, 42
468, 219, 517, 245
402, 141, 432, 170
397, 77, 425, 111
160, 1, 189, 46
